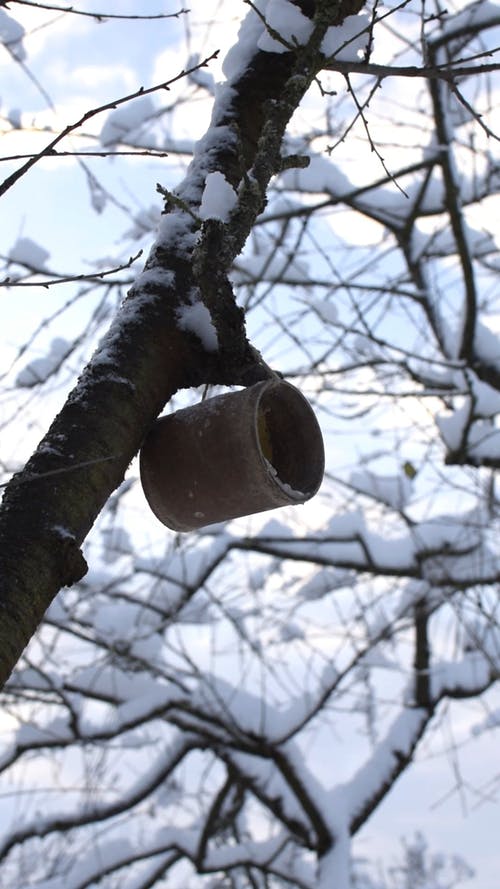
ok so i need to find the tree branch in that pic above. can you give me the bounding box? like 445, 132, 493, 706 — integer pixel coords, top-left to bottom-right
4, 1, 188, 20
0, 0, 369, 688
0, 56, 218, 199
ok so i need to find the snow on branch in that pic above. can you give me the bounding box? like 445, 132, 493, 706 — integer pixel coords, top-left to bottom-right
0, 731, 197, 864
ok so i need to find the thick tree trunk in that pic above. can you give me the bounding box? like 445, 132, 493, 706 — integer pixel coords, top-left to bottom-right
0, 0, 365, 687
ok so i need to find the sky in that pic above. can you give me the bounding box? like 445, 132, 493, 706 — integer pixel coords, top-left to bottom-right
0, 1, 499, 887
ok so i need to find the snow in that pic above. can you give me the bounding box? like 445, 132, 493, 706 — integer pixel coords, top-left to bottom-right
62, 664, 160, 706
93, 601, 141, 639
176, 300, 219, 351
187, 53, 215, 92
310, 297, 338, 325
471, 707, 500, 736
100, 95, 155, 148
30, 828, 195, 889
430, 652, 492, 699
84, 685, 178, 735
264, 457, 307, 498
350, 469, 412, 509
321, 13, 370, 61
123, 205, 161, 240
438, 0, 500, 39
187, 123, 237, 198
16, 337, 72, 387
436, 402, 469, 451
156, 209, 198, 254
177, 594, 213, 625
0, 9, 25, 60
470, 376, 500, 418
363, 530, 415, 571
3, 3, 499, 886
268, 536, 369, 567
193, 675, 267, 735
281, 151, 353, 197
100, 526, 132, 564
421, 535, 498, 585
254, 511, 422, 574
230, 747, 311, 826
199, 171, 238, 222
7, 107, 21, 128
203, 830, 293, 871
339, 707, 428, 823
135, 532, 231, 594
318, 830, 351, 889
252, 504, 498, 584
222, 1, 267, 80
133, 266, 175, 290
257, 0, 314, 54
474, 320, 500, 368
298, 567, 357, 600
437, 383, 500, 459
465, 419, 500, 461
416, 223, 498, 262
412, 516, 480, 553
16, 717, 72, 746
255, 517, 294, 541
8, 236, 50, 269
52, 525, 76, 541
280, 620, 304, 640
326, 509, 365, 538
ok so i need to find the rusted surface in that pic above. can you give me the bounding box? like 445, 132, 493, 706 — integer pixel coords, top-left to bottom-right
140, 381, 324, 531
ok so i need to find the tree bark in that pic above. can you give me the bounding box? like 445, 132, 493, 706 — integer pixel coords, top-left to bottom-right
0, 0, 365, 687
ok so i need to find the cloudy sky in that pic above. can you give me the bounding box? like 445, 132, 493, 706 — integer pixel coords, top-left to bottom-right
0, 2, 498, 886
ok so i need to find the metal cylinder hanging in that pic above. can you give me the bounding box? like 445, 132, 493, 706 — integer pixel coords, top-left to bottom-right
139, 379, 325, 532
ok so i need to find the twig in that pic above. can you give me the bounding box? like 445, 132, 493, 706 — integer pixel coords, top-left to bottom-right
2, 1, 188, 20
1, 456, 119, 489
0, 250, 142, 288
0, 150, 170, 162
449, 81, 499, 141
326, 58, 500, 80
342, 73, 409, 197
0, 53, 219, 198
427, 70, 477, 358
244, 0, 296, 52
